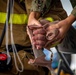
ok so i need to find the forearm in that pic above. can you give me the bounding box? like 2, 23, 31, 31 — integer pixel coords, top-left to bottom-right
63, 6, 76, 27
65, 14, 76, 27
29, 11, 41, 20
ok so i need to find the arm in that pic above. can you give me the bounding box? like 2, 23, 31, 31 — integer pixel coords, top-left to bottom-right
31, 7, 76, 50
55, 6, 76, 40
64, 6, 76, 27
44, 8, 76, 49
27, 0, 46, 49
28, 0, 44, 26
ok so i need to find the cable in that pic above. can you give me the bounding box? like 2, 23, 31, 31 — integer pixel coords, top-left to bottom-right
5, 0, 24, 72
10, 0, 24, 72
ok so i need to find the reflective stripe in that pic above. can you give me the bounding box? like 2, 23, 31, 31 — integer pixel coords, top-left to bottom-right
0, 12, 28, 24
45, 17, 54, 22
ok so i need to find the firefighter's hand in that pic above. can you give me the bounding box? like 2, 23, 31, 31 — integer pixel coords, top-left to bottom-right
28, 18, 42, 27
32, 27, 46, 49
45, 20, 70, 47
27, 19, 49, 50
31, 19, 51, 50
28, 12, 42, 27
32, 20, 60, 50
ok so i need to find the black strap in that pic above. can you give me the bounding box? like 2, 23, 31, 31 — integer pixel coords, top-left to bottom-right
0, 0, 14, 46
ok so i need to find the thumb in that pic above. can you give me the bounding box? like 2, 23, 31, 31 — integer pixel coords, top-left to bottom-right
28, 21, 42, 30
35, 21, 42, 26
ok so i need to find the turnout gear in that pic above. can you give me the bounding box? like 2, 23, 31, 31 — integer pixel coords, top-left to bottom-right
0, 0, 72, 75
0, 0, 30, 47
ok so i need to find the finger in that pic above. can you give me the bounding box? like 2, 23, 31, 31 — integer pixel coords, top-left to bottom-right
46, 26, 58, 32
35, 20, 42, 26
34, 40, 45, 49
28, 59, 35, 64
45, 34, 60, 47
34, 40, 46, 46
33, 28, 46, 35
46, 29, 59, 41
45, 39, 61, 48
49, 33, 61, 44
43, 21, 59, 31
43, 23, 50, 30
51, 39, 61, 45
28, 25, 42, 30
51, 32, 63, 43
36, 45, 43, 50
39, 19, 50, 25
32, 34, 46, 41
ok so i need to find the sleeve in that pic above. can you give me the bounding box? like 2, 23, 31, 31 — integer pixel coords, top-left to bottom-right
71, 6, 76, 17
31, 0, 44, 13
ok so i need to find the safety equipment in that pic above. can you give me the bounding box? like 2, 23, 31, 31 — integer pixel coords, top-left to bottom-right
0, 12, 28, 24
45, 17, 54, 22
